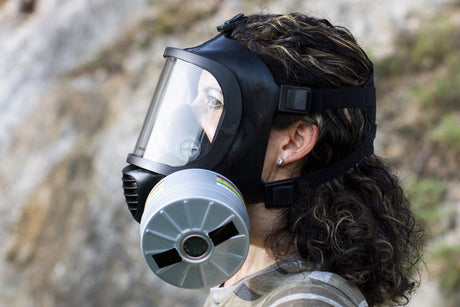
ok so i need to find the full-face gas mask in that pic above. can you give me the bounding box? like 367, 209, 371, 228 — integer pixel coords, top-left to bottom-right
122, 14, 376, 289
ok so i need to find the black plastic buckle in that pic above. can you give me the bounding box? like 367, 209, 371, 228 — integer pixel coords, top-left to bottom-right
278, 85, 312, 114
217, 13, 247, 33
264, 179, 296, 208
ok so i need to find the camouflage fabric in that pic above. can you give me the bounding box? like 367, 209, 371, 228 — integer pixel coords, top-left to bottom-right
204, 255, 368, 306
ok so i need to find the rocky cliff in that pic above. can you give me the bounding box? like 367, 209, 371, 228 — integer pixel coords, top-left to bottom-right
0, 0, 457, 306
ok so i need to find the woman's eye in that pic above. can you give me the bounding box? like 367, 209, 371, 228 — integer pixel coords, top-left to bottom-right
206, 95, 223, 109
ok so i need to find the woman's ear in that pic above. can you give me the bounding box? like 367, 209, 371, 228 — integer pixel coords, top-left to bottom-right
261, 121, 319, 183
282, 121, 318, 164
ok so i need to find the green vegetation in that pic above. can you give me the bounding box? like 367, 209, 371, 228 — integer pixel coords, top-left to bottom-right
375, 8, 460, 175
430, 245, 460, 307
430, 114, 460, 153
407, 177, 446, 231
381, 17, 459, 117
413, 58, 460, 115
376, 15, 460, 78
378, 8, 460, 304
375, 10, 460, 116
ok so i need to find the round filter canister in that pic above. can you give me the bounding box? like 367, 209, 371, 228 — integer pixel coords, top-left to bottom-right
140, 169, 250, 289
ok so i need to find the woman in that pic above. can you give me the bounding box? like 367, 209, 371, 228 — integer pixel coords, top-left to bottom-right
122, 11, 424, 307
202, 13, 424, 306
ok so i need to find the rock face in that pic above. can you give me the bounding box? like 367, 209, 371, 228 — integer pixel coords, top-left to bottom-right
0, 0, 453, 305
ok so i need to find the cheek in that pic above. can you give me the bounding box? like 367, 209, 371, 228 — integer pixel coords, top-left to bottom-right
260, 131, 281, 182
201, 110, 223, 142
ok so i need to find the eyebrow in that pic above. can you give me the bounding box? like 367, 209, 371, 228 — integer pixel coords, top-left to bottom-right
204, 86, 221, 93
204, 86, 223, 98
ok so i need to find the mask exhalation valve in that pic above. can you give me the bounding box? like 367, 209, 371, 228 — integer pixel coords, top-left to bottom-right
140, 169, 250, 289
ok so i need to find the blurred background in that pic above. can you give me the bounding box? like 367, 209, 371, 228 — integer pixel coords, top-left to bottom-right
1, 0, 459, 306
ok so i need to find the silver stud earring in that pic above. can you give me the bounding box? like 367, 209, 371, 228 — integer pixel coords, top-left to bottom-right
277, 153, 289, 165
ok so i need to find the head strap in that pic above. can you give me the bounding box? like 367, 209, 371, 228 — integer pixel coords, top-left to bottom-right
278, 85, 376, 114
265, 69, 377, 208
278, 68, 375, 115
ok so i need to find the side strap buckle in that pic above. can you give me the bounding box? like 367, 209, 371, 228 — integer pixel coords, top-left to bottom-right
264, 179, 296, 208
278, 85, 312, 114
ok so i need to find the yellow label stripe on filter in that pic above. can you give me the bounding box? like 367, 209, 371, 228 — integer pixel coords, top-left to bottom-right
146, 180, 165, 205
216, 174, 245, 206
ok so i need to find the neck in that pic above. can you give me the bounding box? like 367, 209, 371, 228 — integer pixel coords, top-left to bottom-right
223, 243, 274, 286
222, 202, 282, 287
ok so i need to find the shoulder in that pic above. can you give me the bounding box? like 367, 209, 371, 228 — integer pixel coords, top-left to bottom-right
262, 271, 368, 307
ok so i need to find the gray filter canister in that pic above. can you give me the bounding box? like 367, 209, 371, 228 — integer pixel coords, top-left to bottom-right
140, 168, 250, 289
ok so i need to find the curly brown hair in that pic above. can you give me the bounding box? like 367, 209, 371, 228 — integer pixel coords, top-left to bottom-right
230, 13, 424, 306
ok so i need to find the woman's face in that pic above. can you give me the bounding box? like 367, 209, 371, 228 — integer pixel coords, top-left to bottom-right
190, 70, 224, 142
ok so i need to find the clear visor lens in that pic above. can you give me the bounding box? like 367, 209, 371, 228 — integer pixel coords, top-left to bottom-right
134, 58, 224, 167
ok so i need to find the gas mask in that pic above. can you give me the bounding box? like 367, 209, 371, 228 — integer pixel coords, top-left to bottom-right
122, 14, 376, 289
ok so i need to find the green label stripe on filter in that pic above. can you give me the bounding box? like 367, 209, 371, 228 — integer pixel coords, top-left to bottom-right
216, 174, 245, 206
